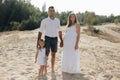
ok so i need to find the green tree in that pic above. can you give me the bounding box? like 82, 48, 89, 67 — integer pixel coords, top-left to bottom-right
76, 12, 85, 25
42, 2, 46, 12
0, 0, 46, 31
114, 19, 119, 25
85, 11, 95, 30
59, 11, 71, 25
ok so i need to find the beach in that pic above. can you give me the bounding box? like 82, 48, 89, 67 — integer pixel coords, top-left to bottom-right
0, 24, 120, 80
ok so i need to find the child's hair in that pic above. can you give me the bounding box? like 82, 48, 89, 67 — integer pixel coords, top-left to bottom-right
38, 39, 45, 50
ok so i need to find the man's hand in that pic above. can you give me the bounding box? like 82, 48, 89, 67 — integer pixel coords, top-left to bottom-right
60, 40, 63, 47
59, 31, 63, 48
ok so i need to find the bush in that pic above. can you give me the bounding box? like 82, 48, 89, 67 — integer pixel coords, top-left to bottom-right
10, 21, 21, 30
93, 29, 100, 34
19, 17, 38, 31
114, 19, 119, 25
0, 0, 41, 31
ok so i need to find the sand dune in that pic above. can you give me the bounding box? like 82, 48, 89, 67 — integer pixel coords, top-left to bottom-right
94, 23, 120, 42
0, 24, 120, 80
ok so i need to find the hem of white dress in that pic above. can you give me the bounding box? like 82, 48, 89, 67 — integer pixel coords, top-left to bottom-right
62, 70, 80, 74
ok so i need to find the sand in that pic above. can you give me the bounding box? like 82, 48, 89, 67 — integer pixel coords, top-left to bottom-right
0, 24, 120, 80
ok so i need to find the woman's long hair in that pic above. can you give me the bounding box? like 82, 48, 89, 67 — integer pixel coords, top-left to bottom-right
67, 13, 79, 27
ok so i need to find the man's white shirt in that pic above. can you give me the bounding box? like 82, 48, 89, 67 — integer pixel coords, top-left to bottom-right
39, 17, 61, 37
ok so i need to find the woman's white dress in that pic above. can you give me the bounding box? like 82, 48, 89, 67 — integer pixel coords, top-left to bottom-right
62, 24, 80, 73
36, 48, 46, 66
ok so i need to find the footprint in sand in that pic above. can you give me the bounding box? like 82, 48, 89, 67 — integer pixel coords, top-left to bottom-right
96, 73, 113, 80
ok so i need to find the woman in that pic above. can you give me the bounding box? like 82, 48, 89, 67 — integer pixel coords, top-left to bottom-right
62, 13, 80, 73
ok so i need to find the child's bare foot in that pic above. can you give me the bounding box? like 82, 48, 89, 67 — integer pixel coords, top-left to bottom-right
37, 75, 43, 79
38, 73, 43, 76
44, 71, 47, 75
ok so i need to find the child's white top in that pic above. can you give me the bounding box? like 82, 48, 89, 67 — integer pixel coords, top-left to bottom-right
36, 48, 46, 65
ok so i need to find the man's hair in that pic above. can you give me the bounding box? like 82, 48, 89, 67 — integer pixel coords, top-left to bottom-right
48, 6, 54, 10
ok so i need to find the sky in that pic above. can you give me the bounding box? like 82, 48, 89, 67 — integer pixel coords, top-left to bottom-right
31, 0, 120, 16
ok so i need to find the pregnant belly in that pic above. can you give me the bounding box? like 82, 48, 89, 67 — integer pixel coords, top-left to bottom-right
64, 33, 76, 48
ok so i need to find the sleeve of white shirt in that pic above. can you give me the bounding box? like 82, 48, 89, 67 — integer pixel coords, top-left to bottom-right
39, 20, 46, 33
58, 19, 61, 31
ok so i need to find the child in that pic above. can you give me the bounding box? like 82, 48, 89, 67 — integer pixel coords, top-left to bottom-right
35, 39, 47, 75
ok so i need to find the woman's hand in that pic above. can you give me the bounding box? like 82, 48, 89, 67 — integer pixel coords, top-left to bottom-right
75, 44, 78, 50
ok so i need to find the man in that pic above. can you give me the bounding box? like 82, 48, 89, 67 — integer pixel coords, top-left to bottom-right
37, 6, 63, 72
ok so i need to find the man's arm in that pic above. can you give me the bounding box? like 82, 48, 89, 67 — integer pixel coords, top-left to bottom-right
59, 31, 63, 41
36, 32, 42, 48
37, 19, 45, 48
58, 19, 63, 47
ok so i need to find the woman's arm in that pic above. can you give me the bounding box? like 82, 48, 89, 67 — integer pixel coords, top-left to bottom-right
75, 24, 80, 50
35, 48, 39, 63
